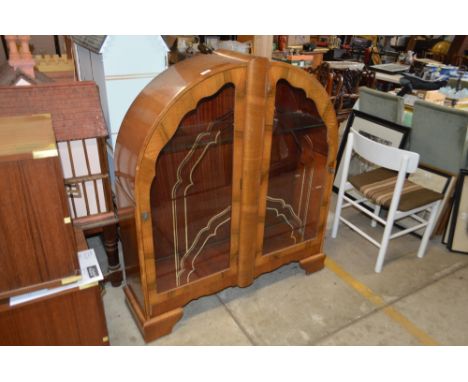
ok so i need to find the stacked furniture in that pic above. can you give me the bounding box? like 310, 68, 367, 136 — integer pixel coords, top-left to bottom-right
313, 62, 376, 121
115, 50, 338, 342
0, 114, 109, 345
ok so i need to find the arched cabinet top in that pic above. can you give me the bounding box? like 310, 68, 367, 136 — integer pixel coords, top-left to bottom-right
115, 50, 340, 336
268, 61, 338, 163
115, 51, 338, 208
115, 50, 252, 184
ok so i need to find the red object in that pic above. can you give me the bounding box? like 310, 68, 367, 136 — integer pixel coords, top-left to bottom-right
278, 35, 287, 51
364, 48, 371, 65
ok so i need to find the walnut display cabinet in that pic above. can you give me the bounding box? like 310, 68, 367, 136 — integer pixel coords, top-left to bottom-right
115, 50, 338, 342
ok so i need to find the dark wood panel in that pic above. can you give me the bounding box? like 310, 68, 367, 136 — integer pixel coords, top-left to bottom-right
0, 285, 108, 345
20, 157, 78, 279
0, 156, 79, 297
0, 162, 44, 292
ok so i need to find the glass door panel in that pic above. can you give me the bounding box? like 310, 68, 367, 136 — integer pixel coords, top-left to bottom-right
150, 84, 235, 292
263, 79, 329, 255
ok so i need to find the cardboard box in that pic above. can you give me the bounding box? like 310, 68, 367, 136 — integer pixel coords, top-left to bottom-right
416, 90, 446, 105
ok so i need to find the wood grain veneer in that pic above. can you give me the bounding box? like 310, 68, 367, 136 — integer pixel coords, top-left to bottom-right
0, 114, 79, 298
115, 50, 338, 342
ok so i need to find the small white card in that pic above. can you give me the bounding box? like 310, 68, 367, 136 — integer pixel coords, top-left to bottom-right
77, 248, 103, 285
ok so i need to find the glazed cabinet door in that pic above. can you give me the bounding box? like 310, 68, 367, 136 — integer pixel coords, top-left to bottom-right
150, 83, 239, 293
256, 75, 333, 269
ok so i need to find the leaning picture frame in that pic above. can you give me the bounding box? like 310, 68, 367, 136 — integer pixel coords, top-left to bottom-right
447, 169, 468, 254
333, 110, 410, 200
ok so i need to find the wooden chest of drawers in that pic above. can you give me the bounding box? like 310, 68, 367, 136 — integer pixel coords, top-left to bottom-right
0, 283, 109, 346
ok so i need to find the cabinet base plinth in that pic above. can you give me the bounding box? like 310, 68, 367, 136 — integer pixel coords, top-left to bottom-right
299, 253, 326, 274
124, 286, 183, 343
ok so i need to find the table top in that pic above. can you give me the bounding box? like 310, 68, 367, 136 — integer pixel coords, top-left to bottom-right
272, 50, 326, 61
0, 114, 57, 160
325, 61, 365, 70
414, 58, 444, 66
375, 72, 403, 84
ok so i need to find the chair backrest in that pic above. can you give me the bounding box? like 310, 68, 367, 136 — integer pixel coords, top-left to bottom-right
350, 128, 420, 173
358, 86, 405, 124
410, 100, 468, 174
315, 62, 332, 91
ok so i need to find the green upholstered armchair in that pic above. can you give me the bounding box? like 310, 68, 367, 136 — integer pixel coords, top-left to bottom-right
358, 86, 405, 125
410, 100, 468, 174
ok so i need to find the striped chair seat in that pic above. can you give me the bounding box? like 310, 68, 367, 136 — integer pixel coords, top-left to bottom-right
349, 168, 443, 211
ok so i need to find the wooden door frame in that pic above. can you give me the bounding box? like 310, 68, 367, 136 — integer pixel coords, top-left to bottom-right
254, 62, 338, 274
134, 67, 249, 318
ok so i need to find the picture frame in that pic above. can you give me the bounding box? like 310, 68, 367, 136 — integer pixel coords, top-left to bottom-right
395, 164, 457, 238
333, 110, 410, 199
446, 169, 468, 254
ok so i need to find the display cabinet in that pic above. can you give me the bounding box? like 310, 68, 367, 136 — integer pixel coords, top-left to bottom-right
115, 50, 338, 342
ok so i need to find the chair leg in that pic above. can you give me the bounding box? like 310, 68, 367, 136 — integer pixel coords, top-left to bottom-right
331, 192, 345, 238
332, 136, 353, 239
417, 202, 441, 259
371, 205, 381, 228
374, 210, 395, 273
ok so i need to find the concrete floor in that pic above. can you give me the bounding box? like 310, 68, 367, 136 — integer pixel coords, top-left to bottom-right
93, 200, 468, 345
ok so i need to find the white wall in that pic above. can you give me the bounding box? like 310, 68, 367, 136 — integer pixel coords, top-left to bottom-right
101, 35, 168, 149
74, 36, 168, 186
74, 43, 114, 185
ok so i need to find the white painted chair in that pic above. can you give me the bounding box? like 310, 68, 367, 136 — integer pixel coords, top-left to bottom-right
331, 129, 443, 273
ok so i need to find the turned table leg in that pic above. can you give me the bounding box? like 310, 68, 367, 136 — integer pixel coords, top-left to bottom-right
102, 223, 122, 286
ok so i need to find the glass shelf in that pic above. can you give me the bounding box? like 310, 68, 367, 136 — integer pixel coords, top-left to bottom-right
263, 79, 329, 255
